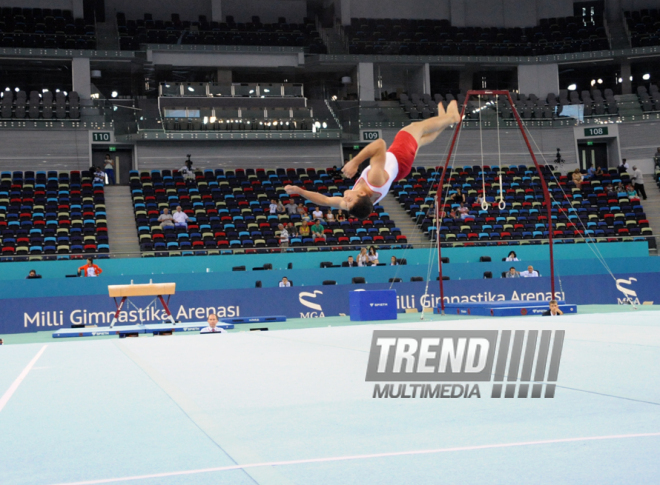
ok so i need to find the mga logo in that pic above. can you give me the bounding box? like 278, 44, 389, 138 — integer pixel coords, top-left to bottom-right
616, 278, 640, 305
299, 291, 325, 318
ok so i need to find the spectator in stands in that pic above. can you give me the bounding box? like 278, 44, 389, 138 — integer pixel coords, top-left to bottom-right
427, 205, 436, 218
312, 206, 324, 220
278, 223, 289, 247
390, 256, 398, 265
572, 169, 583, 189
180, 159, 195, 183
287, 222, 298, 237
172, 206, 188, 228
158, 208, 174, 228
276, 200, 286, 215
279, 277, 292, 287
93, 166, 105, 184
311, 220, 326, 240
200, 313, 227, 334
618, 159, 630, 174
542, 300, 563, 317
343, 255, 357, 267
595, 166, 604, 177
357, 247, 369, 266
326, 209, 335, 222
77, 258, 103, 277
299, 222, 310, 237
626, 184, 640, 202
506, 267, 520, 278
586, 164, 596, 179
606, 184, 616, 197
368, 246, 379, 265
300, 206, 311, 222
26, 269, 41, 279
631, 165, 647, 200
269, 199, 278, 215
104, 154, 116, 185
286, 200, 298, 215
476, 194, 490, 208
520, 265, 539, 277
449, 208, 459, 220
458, 202, 469, 219
616, 182, 626, 194
336, 209, 347, 222
505, 251, 519, 262
452, 188, 466, 204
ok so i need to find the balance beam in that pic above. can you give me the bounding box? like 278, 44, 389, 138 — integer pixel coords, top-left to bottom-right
108, 282, 177, 327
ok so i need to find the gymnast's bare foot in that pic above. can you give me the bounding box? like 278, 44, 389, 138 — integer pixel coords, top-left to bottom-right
446, 100, 461, 125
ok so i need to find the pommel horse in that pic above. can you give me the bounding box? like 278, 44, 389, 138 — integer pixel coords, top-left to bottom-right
108, 282, 176, 328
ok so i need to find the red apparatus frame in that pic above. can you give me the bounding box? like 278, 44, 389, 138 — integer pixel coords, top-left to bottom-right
436, 90, 556, 313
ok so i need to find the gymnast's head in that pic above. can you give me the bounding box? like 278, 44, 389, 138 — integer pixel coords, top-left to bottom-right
342, 187, 373, 220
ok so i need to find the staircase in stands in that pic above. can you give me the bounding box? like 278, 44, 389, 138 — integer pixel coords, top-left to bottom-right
105, 185, 141, 256
379, 194, 429, 247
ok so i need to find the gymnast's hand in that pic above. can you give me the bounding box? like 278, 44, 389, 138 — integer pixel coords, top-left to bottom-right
341, 160, 359, 179
284, 185, 302, 195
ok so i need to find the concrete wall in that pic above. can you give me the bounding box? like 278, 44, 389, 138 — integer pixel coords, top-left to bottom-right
105, 0, 212, 21
0, 131, 90, 171
135, 140, 343, 171
221, 0, 306, 23
518, 64, 559, 100
344, 0, 572, 26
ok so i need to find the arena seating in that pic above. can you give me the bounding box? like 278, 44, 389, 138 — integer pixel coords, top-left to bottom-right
1, 90, 80, 120
398, 89, 621, 121
131, 168, 406, 256
0, 7, 95, 49
345, 16, 609, 56
392, 165, 652, 245
117, 13, 327, 52
0, 170, 108, 260
625, 9, 660, 47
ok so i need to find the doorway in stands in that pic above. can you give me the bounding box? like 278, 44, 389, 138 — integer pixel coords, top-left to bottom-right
91, 145, 133, 185
577, 141, 608, 171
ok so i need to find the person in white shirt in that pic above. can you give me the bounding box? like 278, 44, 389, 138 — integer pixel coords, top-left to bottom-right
519, 265, 539, 277
172, 206, 188, 228
279, 277, 291, 287
357, 247, 369, 267
631, 165, 647, 200
458, 202, 469, 219
269, 199, 278, 215
325, 210, 335, 222
278, 223, 289, 247
505, 251, 519, 262
312, 206, 324, 220
158, 208, 174, 228
367, 246, 379, 265
200, 313, 227, 334
390, 255, 398, 266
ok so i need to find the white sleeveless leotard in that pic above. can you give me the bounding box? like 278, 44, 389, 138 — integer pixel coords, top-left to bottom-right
353, 152, 399, 204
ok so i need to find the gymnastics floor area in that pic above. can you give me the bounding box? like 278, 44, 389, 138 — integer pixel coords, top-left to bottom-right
1, 306, 659, 485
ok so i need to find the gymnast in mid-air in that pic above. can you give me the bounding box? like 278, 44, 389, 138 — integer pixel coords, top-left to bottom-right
284, 100, 461, 218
